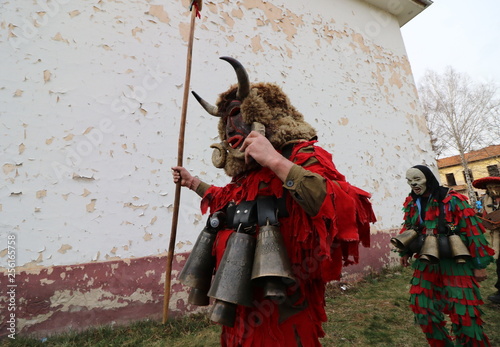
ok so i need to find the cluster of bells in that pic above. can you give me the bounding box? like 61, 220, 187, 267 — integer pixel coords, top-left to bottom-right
390, 228, 471, 264
178, 212, 296, 327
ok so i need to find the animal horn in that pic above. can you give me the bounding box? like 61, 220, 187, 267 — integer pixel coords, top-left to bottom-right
191, 91, 219, 117
220, 56, 250, 100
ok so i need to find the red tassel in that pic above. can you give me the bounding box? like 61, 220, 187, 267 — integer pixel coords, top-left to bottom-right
199, 141, 376, 346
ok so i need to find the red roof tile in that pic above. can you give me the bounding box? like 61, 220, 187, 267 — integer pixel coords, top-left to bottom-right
437, 145, 500, 168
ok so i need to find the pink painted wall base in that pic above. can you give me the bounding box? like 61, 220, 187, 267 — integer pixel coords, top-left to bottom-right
0, 230, 395, 338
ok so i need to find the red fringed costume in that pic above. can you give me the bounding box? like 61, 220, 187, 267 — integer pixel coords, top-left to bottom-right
399, 190, 494, 347
201, 140, 375, 346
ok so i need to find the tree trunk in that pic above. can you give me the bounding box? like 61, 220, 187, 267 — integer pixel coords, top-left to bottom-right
459, 151, 477, 207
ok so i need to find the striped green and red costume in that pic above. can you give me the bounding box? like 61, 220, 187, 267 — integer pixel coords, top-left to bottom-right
400, 190, 494, 347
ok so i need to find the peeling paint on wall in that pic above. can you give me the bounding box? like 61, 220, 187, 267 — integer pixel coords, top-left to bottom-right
1, 0, 434, 337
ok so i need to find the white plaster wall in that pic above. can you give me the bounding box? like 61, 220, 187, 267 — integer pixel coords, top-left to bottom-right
0, 0, 435, 268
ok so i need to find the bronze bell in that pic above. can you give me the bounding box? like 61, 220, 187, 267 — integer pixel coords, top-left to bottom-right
390, 229, 418, 251
188, 287, 210, 306
251, 224, 295, 302
209, 300, 237, 327
437, 234, 452, 259
409, 234, 425, 254
178, 229, 217, 306
419, 234, 440, 264
208, 232, 256, 326
449, 234, 471, 264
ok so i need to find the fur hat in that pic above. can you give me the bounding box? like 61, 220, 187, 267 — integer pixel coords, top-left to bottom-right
193, 57, 317, 177
215, 82, 317, 150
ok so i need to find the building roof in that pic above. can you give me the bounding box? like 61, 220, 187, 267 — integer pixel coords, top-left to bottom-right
363, 0, 433, 27
437, 145, 500, 169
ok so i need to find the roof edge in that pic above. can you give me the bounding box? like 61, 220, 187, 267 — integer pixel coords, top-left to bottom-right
362, 0, 433, 27
437, 145, 500, 169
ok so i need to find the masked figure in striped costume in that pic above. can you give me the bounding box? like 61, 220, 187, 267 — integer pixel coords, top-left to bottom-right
397, 165, 494, 347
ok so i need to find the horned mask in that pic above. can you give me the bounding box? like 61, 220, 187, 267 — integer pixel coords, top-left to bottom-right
192, 57, 317, 177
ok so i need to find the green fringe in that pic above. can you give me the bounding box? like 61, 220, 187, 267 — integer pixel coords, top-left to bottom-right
405, 194, 491, 346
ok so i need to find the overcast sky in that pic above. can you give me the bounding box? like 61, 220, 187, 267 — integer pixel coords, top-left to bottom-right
401, 0, 500, 87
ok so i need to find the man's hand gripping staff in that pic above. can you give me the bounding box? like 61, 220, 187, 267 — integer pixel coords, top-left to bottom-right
172, 166, 200, 192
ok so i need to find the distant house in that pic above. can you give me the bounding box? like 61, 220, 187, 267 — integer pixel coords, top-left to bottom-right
437, 145, 500, 196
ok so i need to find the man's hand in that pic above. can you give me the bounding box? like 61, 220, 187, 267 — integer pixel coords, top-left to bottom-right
474, 268, 488, 282
240, 131, 293, 182
240, 131, 278, 166
400, 254, 410, 267
172, 166, 199, 191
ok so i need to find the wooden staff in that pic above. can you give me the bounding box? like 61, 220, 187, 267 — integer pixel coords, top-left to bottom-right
163, 0, 202, 324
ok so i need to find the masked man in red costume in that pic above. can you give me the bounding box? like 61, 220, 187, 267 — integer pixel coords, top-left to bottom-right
395, 165, 494, 347
172, 57, 376, 346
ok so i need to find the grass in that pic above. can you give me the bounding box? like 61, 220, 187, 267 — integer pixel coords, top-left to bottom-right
322, 265, 500, 346
3, 265, 500, 347
2, 314, 220, 347
322, 267, 428, 347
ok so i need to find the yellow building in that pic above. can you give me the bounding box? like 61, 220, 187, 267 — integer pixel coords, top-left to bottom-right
437, 145, 500, 197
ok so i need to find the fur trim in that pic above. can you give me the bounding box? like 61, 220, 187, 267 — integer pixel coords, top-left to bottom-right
216, 82, 317, 148
215, 83, 317, 176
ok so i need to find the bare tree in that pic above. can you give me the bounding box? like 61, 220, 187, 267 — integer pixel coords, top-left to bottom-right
418, 66, 500, 205
486, 106, 500, 142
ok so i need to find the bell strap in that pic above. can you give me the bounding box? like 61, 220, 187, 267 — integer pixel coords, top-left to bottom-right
437, 200, 447, 235
257, 196, 279, 226
232, 200, 258, 233
224, 196, 283, 232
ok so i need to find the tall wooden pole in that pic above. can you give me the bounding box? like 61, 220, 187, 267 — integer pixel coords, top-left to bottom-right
163, 0, 201, 324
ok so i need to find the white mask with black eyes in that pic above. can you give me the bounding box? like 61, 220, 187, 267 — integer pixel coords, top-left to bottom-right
406, 168, 427, 196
